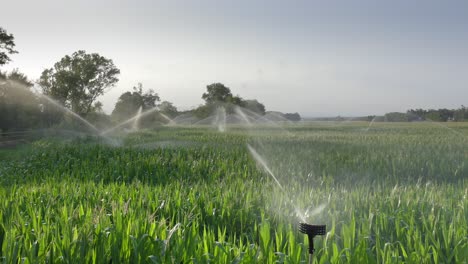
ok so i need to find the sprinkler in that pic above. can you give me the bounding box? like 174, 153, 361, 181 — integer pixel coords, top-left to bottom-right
299, 223, 326, 264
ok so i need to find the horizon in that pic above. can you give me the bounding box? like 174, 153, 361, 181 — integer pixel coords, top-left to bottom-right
2, 0, 467, 117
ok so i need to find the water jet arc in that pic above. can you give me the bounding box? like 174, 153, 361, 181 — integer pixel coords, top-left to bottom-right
38, 93, 101, 134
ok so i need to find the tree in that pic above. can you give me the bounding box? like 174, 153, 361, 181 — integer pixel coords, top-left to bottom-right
193, 104, 213, 119
407, 109, 427, 121
438, 108, 454, 122
426, 109, 444, 122
158, 101, 178, 118
0, 70, 40, 132
202, 83, 234, 104
367, 115, 376, 122
454, 106, 467, 121
112, 91, 143, 121
86, 102, 113, 129
196, 82, 270, 119
38, 50, 120, 116
284, 112, 301, 121
244, 99, 266, 115
137, 86, 160, 110
384, 112, 408, 122
112, 83, 160, 122
230, 95, 245, 106
0, 27, 17, 66
6, 70, 33, 87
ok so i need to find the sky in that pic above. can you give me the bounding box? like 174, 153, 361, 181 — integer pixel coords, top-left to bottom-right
2, 0, 468, 117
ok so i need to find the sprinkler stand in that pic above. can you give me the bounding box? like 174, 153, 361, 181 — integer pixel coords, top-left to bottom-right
299, 223, 326, 264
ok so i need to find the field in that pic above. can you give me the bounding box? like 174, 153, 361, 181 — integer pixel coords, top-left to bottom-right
0, 122, 467, 263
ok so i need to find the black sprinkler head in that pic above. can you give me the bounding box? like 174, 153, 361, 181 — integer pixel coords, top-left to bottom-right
299, 223, 326, 254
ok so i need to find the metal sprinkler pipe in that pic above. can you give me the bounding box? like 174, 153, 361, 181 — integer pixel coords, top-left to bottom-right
299, 223, 326, 264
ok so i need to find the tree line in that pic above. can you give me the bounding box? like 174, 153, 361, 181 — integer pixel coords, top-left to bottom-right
2, 26, 297, 134
381, 108, 468, 122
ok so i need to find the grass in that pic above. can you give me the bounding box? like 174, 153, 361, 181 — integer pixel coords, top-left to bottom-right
0, 122, 467, 263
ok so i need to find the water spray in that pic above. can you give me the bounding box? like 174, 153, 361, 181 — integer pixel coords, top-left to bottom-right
299, 223, 326, 264
131, 106, 143, 131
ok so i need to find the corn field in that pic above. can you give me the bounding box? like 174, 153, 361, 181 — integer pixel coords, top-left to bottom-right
0, 122, 467, 263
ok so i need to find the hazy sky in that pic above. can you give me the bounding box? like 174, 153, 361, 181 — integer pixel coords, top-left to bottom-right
2, 0, 467, 116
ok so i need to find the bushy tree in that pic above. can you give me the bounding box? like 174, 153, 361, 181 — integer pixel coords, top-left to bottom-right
438, 109, 454, 122
158, 101, 178, 118
244, 99, 266, 115
112, 83, 162, 127
196, 82, 268, 118
193, 104, 213, 119
454, 106, 467, 121
407, 109, 426, 121
284, 112, 301, 121
38, 50, 120, 116
0, 27, 17, 66
202, 83, 234, 104
0, 70, 40, 133
86, 102, 112, 129
112, 92, 143, 121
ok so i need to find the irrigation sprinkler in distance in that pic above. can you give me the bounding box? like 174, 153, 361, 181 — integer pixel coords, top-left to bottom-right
299, 223, 326, 263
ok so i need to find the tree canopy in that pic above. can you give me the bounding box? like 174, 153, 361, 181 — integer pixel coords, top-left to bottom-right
0, 70, 40, 132
158, 101, 178, 118
112, 83, 160, 122
0, 27, 17, 66
195, 82, 267, 118
243, 100, 266, 115
38, 50, 120, 116
202, 83, 242, 104
406, 108, 468, 122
